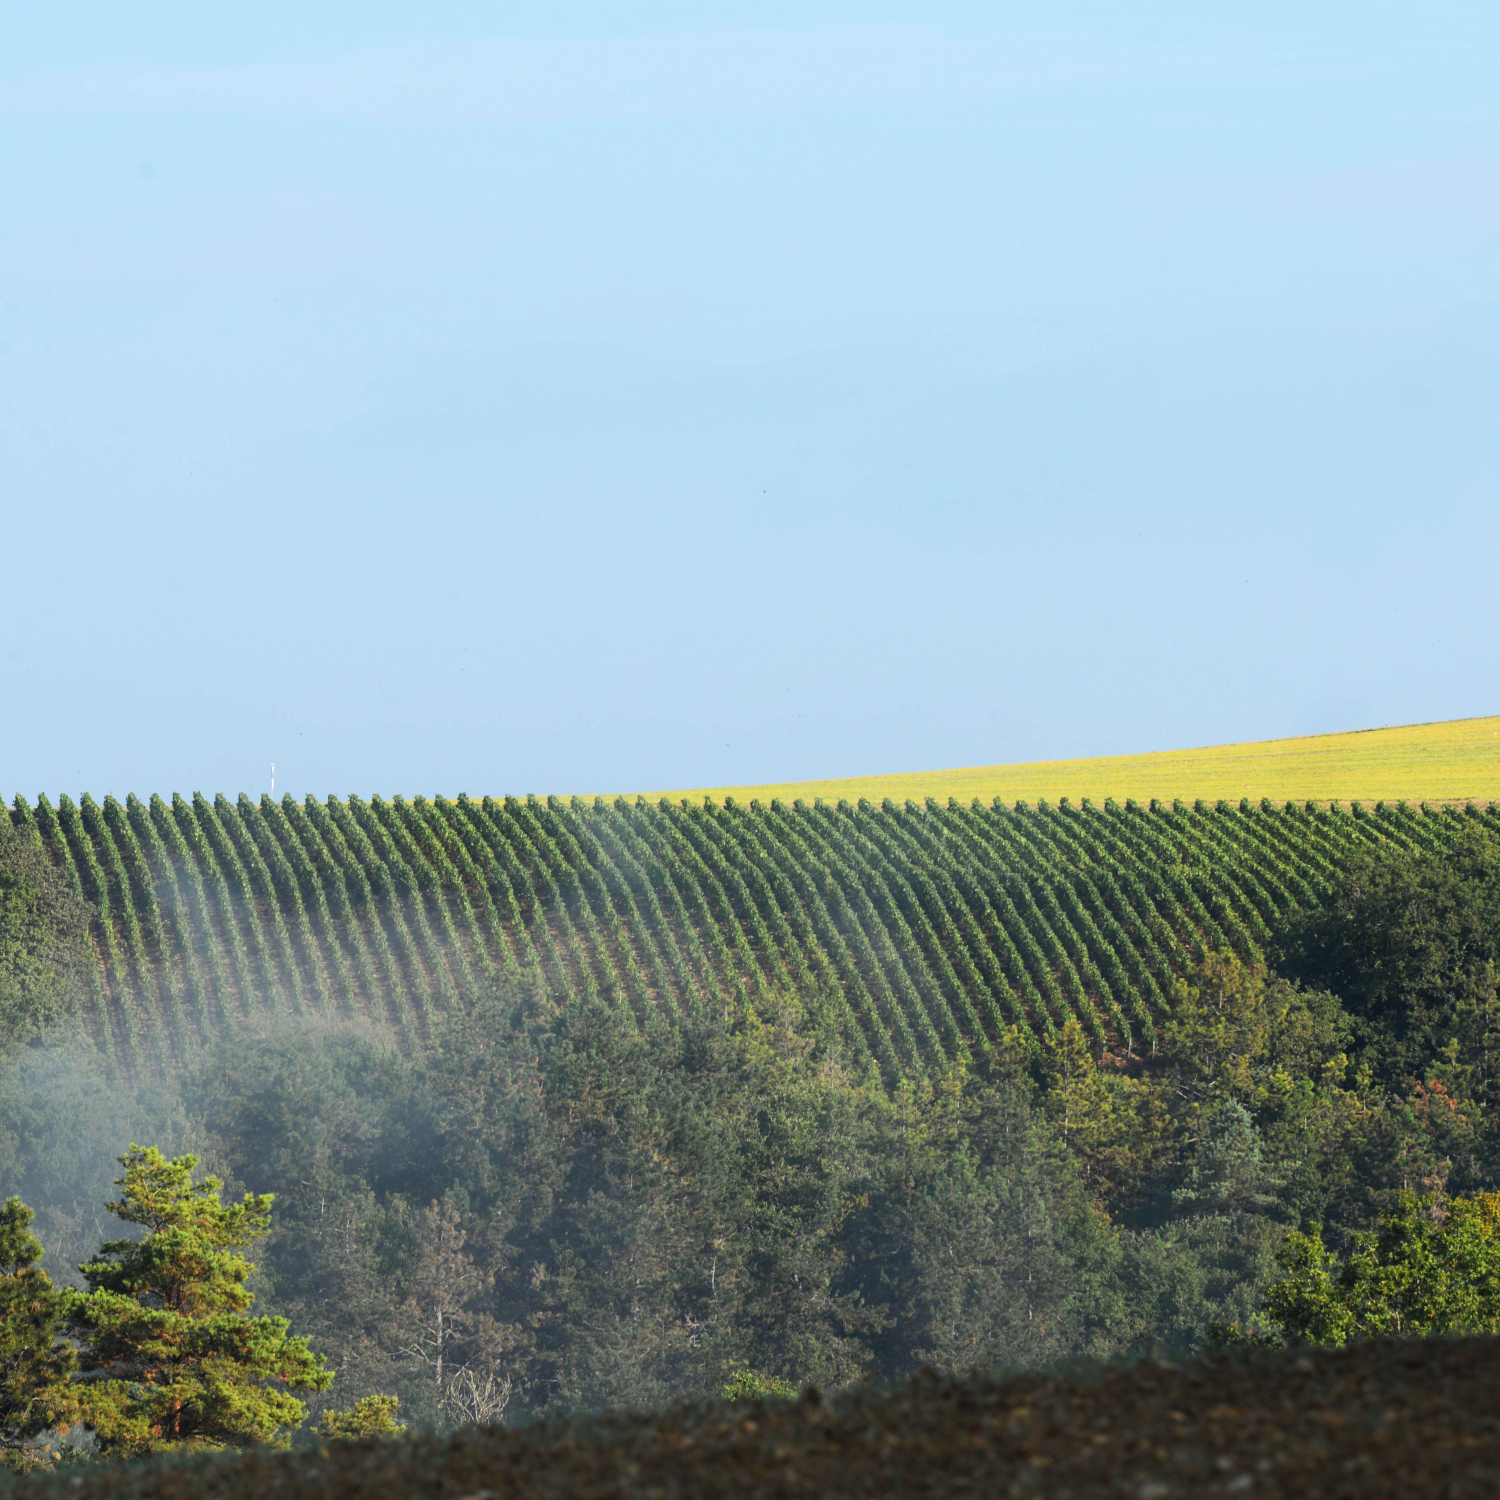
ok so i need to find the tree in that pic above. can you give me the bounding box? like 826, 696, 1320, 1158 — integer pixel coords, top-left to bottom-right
1262, 1190, 1500, 1346
0, 1197, 78, 1471
1172, 1100, 1281, 1216
1276, 823, 1500, 1099
178, 1021, 432, 1428
66, 1146, 332, 1455
442, 1364, 514, 1427
400, 1195, 513, 1428
317, 1394, 404, 1439
719, 1369, 798, 1401
1029, 1016, 1167, 1215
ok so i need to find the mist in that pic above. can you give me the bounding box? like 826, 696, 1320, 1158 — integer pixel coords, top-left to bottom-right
0, 980, 1170, 1426
0, 1037, 192, 1290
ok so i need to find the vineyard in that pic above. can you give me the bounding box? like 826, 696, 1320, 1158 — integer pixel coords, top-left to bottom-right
7, 790, 1492, 1079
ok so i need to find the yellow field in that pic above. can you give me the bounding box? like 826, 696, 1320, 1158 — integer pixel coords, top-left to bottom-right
641, 716, 1500, 809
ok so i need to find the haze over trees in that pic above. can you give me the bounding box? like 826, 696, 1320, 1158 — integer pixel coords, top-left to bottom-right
4, 793, 1500, 1463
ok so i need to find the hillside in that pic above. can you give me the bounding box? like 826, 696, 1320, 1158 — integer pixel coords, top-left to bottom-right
648, 715, 1500, 809
20, 1336, 1500, 1499
9, 785, 1492, 1077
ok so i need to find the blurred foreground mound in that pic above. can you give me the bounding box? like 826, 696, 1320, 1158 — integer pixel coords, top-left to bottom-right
16, 1337, 1500, 1499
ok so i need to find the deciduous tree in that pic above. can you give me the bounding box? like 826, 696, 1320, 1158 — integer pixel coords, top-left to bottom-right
1263, 1190, 1500, 1345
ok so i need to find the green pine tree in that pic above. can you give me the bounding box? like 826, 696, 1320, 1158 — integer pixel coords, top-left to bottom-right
317, 1394, 405, 1440
66, 1146, 333, 1456
0, 1197, 79, 1472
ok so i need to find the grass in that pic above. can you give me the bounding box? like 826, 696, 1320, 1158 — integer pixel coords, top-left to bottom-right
638, 714, 1500, 810
19, 1337, 1500, 1498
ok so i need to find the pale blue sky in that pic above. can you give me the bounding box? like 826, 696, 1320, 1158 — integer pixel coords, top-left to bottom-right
4, 5, 1498, 798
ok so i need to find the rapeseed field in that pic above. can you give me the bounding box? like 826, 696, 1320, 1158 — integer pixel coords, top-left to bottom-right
648, 714, 1500, 809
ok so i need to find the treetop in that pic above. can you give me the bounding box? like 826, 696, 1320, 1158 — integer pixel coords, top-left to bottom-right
79, 1147, 274, 1317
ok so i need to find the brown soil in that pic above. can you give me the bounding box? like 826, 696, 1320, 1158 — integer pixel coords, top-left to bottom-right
23, 1337, 1500, 1499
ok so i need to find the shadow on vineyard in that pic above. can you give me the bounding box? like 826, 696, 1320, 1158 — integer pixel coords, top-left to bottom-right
6, 802, 1500, 1486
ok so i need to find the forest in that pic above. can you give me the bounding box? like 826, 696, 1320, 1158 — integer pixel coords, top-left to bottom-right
4, 797, 1500, 1467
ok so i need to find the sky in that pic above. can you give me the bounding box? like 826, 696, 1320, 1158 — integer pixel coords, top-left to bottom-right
3, 3, 1498, 800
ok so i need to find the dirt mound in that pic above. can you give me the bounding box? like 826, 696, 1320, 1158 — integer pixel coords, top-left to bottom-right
22, 1337, 1500, 1499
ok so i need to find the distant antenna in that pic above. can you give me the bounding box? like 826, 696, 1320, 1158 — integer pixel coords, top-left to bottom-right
271, 762, 275, 794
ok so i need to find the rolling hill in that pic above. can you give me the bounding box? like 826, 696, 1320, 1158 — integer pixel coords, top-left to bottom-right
9, 720, 1495, 1077
645, 714, 1500, 809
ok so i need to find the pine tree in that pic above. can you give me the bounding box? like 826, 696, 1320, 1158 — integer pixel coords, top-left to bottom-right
317, 1394, 405, 1440
66, 1146, 332, 1456
0, 1198, 78, 1471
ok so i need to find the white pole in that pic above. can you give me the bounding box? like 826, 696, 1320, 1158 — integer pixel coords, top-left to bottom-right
271, 762, 275, 794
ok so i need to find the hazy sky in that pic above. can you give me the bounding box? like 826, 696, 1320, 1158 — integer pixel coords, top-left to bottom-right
4, 3, 1498, 799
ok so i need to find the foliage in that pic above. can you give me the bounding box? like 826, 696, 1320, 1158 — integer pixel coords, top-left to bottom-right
0, 1198, 78, 1472
122, 955, 1416, 1420
853, 1057, 1122, 1374
1277, 821, 1500, 1104
4, 791, 1500, 1424
1263, 1191, 1500, 1345
0, 819, 90, 1055
0, 1039, 189, 1292
154, 984, 1119, 1420
718, 1369, 798, 1401
315, 1395, 403, 1440
65, 1147, 332, 1456
9, 790, 1491, 1083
